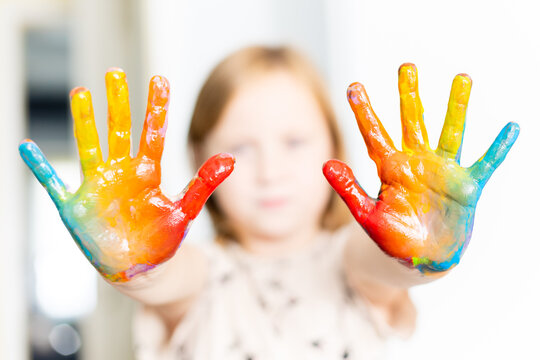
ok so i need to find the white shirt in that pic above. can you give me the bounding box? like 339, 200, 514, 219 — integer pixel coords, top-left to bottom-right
133, 225, 393, 359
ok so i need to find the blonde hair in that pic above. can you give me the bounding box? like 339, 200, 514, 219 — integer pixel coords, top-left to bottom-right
188, 45, 350, 242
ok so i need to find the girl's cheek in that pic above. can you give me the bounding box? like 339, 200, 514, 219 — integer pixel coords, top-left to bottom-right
213, 163, 256, 211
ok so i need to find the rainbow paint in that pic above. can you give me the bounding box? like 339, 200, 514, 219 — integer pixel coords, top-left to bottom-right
324, 63, 519, 273
20, 69, 234, 282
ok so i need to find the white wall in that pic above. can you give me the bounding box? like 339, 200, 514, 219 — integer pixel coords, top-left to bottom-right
0, 2, 68, 359
0, 4, 28, 358
141, 0, 540, 358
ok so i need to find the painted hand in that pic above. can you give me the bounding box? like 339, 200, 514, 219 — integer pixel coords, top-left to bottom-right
20, 69, 234, 282
323, 64, 519, 273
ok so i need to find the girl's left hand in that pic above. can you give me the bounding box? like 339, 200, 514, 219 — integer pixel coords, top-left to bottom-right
323, 63, 519, 273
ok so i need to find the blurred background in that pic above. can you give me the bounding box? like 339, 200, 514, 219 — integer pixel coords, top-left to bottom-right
0, 0, 538, 359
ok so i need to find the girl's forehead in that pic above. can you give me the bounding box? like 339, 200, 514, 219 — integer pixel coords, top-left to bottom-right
212, 72, 327, 136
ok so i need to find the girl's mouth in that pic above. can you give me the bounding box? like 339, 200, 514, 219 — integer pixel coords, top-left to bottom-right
259, 197, 289, 209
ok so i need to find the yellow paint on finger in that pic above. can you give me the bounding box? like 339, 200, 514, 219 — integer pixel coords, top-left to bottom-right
106, 69, 132, 160
398, 63, 428, 150
437, 74, 472, 158
70, 88, 102, 172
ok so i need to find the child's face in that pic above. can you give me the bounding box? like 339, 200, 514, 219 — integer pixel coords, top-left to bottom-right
202, 70, 334, 241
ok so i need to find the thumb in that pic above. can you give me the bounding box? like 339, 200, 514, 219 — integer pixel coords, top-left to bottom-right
176, 153, 235, 220
323, 159, 375, 225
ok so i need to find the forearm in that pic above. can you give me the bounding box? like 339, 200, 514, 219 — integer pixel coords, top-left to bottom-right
343, 225, 446, 337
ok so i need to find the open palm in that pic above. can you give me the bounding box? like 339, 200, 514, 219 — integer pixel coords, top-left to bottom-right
20, 69, 234, 282
324, 64, 519, 273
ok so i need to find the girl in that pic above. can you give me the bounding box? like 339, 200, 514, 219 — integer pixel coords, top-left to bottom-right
20, 46, 519, 359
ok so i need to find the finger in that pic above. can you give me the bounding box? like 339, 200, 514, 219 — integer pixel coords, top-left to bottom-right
175, 153, 235, 220
137, 75, 170, 161
19, 139, 68, 208
398, 63, 429, 151
70, 87, 103, 175
323, 159, 375, 226
347, 82, 396, 165
105, 68, 131, 161
468, 122, 520, 187
436, 74, 472, 163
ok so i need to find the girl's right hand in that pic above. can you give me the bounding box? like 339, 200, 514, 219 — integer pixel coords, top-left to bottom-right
20, 69, 234, 282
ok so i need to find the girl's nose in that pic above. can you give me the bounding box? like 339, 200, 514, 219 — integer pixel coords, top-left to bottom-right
256, 144, 286, 185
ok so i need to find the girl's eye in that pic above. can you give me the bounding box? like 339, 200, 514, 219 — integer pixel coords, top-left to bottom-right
230, 143, 252, 155
285, 137, 306, 148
